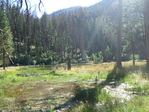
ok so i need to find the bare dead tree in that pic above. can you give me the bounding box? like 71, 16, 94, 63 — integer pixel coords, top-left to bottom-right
9, 0, 44, 20
10, 0, 43, 12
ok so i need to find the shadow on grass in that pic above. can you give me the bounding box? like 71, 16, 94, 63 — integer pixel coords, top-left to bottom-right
106, 66, 127, 82
53, 66, 131, 111
72, 86, 102, 104
54, 85, 103, 112
106, 64, 149, 82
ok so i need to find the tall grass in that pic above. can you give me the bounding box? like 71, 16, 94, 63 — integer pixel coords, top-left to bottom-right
71, 86, 112, 112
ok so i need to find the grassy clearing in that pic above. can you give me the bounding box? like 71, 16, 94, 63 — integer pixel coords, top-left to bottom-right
0, 62, 149, 111
0, 64, 108, 102
0, 64, 110, 85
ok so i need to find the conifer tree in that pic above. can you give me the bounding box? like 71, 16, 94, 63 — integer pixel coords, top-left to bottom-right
0, 1, 14, 69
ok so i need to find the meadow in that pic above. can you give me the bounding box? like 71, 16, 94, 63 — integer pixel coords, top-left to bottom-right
0, 61, 149, 111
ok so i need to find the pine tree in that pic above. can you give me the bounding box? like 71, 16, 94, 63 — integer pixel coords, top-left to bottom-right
0, 1, 14, 69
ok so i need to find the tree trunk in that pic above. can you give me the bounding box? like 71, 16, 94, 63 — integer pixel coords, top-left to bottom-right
130, 25, 135, 66
144, 0, 149, 70
80, 35, 86, 62
132, 49, 135, 66
67, 55, 71, 70
2, 40, 6, 70
116, 0, 122, 69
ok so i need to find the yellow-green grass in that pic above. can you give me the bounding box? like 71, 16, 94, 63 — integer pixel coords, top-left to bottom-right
0, 61, 148, 86
72, 62, 115, 73
70, 61, 149, 112
0, 61, 149, 111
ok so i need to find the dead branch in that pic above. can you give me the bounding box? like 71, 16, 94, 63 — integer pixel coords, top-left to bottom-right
38, 0, 44, 12
11, 0, 44, 21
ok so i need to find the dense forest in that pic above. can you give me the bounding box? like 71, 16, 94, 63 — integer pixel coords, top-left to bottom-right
0, 0, 149, 69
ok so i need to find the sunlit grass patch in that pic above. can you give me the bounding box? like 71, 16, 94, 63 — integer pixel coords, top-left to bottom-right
122, 61, 146, 67
18, 66, 53, 74
0, 71, 25, 84
72, 62, 115, 73
121, 67, 149, 86
55, 69, 108, 82
125, 84, 149, 94
0, 66, 25, 72
97, 98, 148, 112
119, 95, 149, 112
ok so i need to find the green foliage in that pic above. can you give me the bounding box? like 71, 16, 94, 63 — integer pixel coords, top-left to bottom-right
0, 3, 14, 66
91, 54, 98, 64
0, 0, 145, 66
91, 52, 103, 64
122, 53, 131, 61
0, 89, 4, 95
105, 46, 114, 61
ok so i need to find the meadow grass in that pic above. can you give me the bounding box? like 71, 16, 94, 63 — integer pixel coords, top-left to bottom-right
0, 62, 149, 111
0, 64, 108, 104
70, 62, 149, 112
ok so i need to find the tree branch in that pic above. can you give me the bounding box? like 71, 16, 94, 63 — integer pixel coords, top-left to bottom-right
38, 0, 44, 12
10, 0, 44, 20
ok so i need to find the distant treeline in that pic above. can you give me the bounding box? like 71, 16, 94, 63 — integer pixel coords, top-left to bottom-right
0, 0, 148, 67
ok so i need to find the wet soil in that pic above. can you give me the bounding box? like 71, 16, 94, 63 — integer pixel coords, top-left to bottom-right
0, 78, 138, 112
1, 80, 102, 112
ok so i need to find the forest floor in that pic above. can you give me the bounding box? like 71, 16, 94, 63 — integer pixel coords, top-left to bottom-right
0, 62, 149, 112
